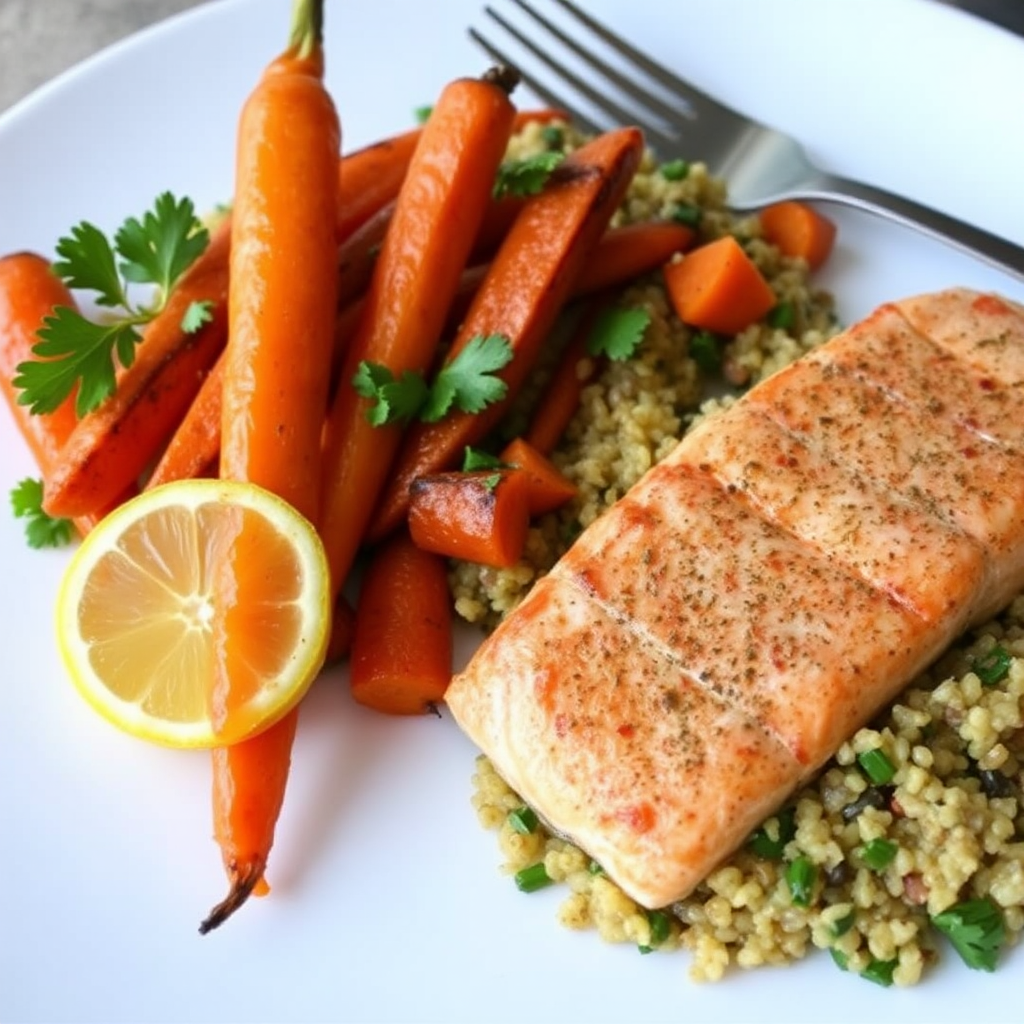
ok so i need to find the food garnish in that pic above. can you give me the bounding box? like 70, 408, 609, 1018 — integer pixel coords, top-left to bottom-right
9, 476, 73, 548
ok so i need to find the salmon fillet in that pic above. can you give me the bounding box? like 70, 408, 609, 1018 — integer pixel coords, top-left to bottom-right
445, 287, 1024, 909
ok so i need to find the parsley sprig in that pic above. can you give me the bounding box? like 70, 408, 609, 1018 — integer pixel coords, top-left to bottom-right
354, 334, 513, 427
10, 478, 74, 549
932, 898, 1005, 971
493, 152, 564, 199
586, 306, 651, 361
13, 192, 212, 418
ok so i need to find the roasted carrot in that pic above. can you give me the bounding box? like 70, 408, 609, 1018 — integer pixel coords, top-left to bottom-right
759, 200, 837, 271
369, 127, 644, 541
144, 354, 223, 488
318, 67, 519, 604
41, 218, 231, 520
325, 596, 356, 665
408, 469, 531, 568
662, 235, 777, 336
336, 199, 395, 309
200, 0, 341, 935
574, 220, 694, 294
499, 436, 577, 515
350, 530, 453, 714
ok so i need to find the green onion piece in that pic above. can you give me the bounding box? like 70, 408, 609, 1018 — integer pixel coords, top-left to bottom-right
671, 202, 702, 227
861, 958, 898, 987
587, 859, 605, 876
856, 748, 896, 786
689, 330, 722, 374
414, 105, 432, 124
508, 806, 539, 835
932, 898, 1005, 971
748, 805, 796, 860
785, 856, 817, 907
830, 948, 849, 972
514, 862, 553, 893
660, 158, 690, 181
541, 124, 565, 150
972, 645, 1013, 687
645, 909, 671, 948
767, 300, 795, 330
831, 910, 856, 938
860, 838, 898, 871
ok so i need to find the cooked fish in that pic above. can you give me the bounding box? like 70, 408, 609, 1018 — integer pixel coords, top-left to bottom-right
445, 288, 1024, 909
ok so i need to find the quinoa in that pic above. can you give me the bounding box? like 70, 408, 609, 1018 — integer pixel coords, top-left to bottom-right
455, 122, 1022, 983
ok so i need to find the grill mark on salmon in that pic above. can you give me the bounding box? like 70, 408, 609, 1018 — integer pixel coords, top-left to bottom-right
445, 288, 1024, 910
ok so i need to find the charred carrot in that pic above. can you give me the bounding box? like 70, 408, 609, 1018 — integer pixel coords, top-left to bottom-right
144, 354, 223, 488
408, 469, 531, 568
760, 200, 837, 271
41, 218, 231, 520
369, 127, 644, 540
350, 530, 453, 714
200, 0, 341, 935
318, 67, 519, 603
663, 235, 776, 336
499, 436, 577, 515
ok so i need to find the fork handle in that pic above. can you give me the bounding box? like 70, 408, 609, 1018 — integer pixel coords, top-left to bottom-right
799, 172, 1024, 284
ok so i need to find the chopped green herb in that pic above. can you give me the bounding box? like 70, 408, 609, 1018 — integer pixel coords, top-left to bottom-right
352, 361, 430, 426
480, 473, 502, 493
932, 898, 1005, 971
514, 862, 553, 893
830, 948, 849, 971
421, 333, 513, 422
859, 838, 898, 872
856, 747, 896, 786
831, 910, 856, 938
10, 478, 74, 549
660, 158, 690, 181
861, 958, 898, 987
587, 859, 605, 876
462, 446, 505, 472
638, 909, 671, 954
180, 300, 214, 334
540, 124, 565, 150
413, 105, 432, 124
748, 805, 796, 860
508, 806, 539, 835
972, 645, 1012, 687
493, 151, 564, 199
14, 192, 210, 417
585, 306, 651, 361
671, 202, 702, 228
689, 330, 722, 374
767, 300, 795, 330
785, 856, 816, 907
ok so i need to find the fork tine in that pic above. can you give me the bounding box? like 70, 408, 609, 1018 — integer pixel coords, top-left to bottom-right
553, 0, 740, 124
478, 5, 679, 153
467, 27, 604, 137
507, 0, 690, 127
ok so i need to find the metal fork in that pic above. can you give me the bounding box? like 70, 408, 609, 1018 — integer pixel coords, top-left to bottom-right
470, 0, 1024, 282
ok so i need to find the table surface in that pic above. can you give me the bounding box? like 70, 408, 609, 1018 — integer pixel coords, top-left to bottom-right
1, 0, 1023, 115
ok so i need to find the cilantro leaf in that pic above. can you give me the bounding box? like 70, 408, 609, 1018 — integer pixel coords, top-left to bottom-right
413, 105, 433, 124
586, 306, 651, 361
52, 221, 126, 308
181, 300, 214, 334
421, 334, 512, 422
493, 152, 564, 199
462, 446, 505, 472
14, 308, 140, 416
352, 361, 430, 426
114, 192, 209, 304
10, 478, 74, 549
932, 898, 1005, 971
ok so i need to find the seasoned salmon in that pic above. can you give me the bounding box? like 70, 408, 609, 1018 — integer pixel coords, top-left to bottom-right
445, 288, 1024, 909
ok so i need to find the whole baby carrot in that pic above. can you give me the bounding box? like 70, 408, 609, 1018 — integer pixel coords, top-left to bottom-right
369, 127, 644, 540
200, 0, 341, 935
318, 66, 518, 604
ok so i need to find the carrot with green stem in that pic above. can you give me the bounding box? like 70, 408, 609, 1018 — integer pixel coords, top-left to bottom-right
200, 0, 341, 935
318, 65, 519, 604
368, 126, 645, 541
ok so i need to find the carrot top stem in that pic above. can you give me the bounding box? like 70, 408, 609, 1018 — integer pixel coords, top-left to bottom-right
288, 0, 323, 59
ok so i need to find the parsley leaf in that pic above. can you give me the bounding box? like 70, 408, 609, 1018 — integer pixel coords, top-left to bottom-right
414, 105, 433, 124
462, 447, 505, 472
14, 192, 210, 418
586, 306, 651, 361
352, 361, 430, 426
421, 334, 512, 422
932, 898, 1005, 971
493, 152, 564, 199
10, 478, 74, 549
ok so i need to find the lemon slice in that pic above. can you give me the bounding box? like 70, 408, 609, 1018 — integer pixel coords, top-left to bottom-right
56, 479, 330, 748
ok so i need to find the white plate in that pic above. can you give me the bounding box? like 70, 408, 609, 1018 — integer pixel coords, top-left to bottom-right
1, 2, 1022, 1022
